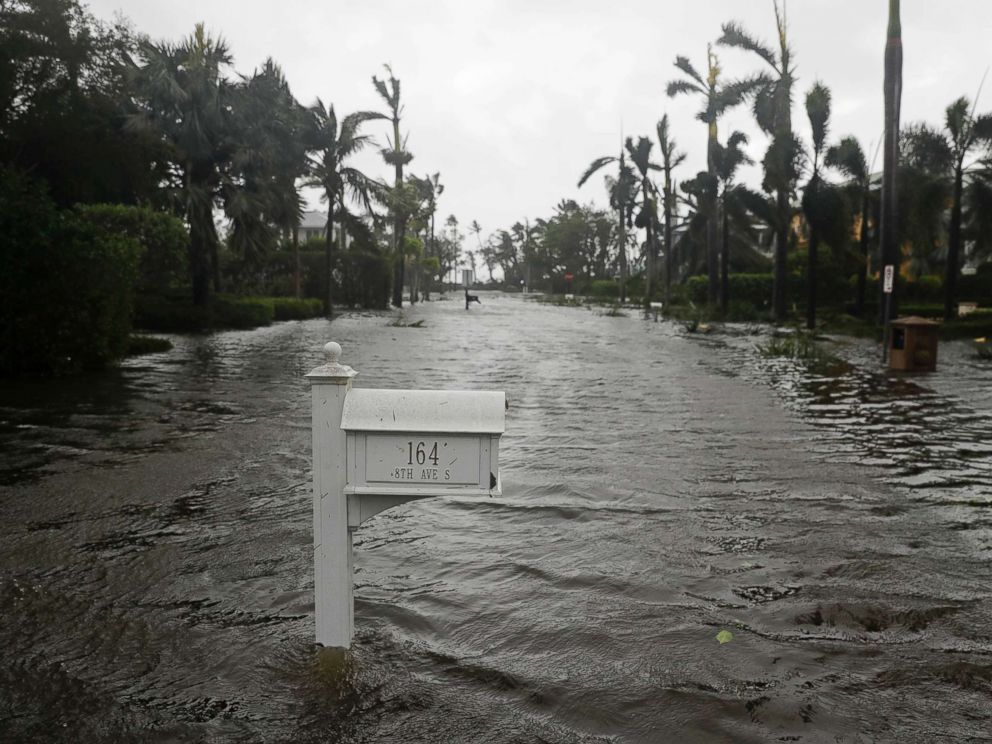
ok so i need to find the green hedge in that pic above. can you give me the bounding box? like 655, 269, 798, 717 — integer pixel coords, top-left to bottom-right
1, 168, 143, 375
134, 294, 323, 332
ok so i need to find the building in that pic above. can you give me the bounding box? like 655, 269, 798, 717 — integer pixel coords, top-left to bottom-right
296, 211, 328, 243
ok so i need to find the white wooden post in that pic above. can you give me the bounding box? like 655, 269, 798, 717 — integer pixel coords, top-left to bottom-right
306, 341, 357, 648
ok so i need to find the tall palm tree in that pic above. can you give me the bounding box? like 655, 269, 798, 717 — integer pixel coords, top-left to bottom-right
130, 23, 234, 306
718, 1, 796, 320
373, 65, 413, 308
667, 47, 762, 305
305, 101, 385, 316
801, 83, 831, 330
712, 131, 753, 313
937, 97, 992, 319
578, 143, 637, 302
656, 114, 687, 305
625, 136, 661, 302
879, 0, 902, 320
422, 172, 443, 299
826, 136, 874, 316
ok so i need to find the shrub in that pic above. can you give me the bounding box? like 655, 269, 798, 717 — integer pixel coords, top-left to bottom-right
0, 168, 143, 375
584, 279, 620, 299
209, 295, 274, 329
126, 335, 173, 355
73, 204, 188, 294
270, 297, 323, 320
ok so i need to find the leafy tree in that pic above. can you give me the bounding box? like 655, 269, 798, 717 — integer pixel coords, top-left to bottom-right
305, 101, 385, 315
718, 1, 796, 319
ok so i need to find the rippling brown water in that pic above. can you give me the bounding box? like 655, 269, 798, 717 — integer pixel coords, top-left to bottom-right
1, 293, 990, 742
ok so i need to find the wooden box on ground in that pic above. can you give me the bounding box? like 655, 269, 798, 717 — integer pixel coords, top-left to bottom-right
889, 316, 939, 372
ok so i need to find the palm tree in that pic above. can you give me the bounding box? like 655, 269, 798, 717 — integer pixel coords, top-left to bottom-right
667, 47, 761, 305
801, 83, 831, 330
879, 0, 902, 320
826, 136, 874, 316
656, 115, 687, 305
373, 65, 413, 308
937, 97, 992, 319
305, 101, 385, 316
422, 172, 444, 299
625, 136, 661, 302
578, 143, 637, 302
130, 24, 234, 306
718, 1, 796, 320
712, 131, 753, 313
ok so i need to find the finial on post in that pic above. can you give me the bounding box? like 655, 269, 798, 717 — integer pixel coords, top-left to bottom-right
307, 340, 357, 384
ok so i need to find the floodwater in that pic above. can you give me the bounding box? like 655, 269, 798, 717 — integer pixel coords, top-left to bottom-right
1, 293, 990, 743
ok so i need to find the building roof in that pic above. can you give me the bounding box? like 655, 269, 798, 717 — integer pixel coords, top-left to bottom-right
300, 210, 327, 229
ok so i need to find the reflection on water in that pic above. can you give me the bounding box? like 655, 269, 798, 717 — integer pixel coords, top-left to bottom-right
1, 294, 990, 742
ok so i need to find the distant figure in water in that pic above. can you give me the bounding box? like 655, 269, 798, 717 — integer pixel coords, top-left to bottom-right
465, 288, 481, 309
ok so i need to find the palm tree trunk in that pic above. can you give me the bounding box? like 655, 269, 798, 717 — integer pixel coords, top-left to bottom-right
879, 0, 902, 322
391, 117, 405, 308
855, 193, 869, 315
292, 218, 301, 299
944, 164, 964, 320
324, 206, 335, 317
807, 226, 819, 330
664, 182, 674, 307
707, 122, 719, 306
773, 189, 789, 319
618, 208, 627, 304
720, 199, 729, 314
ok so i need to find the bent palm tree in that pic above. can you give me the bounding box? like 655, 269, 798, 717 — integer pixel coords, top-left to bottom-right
712, 131, 753, 313
578, 145, 637, 302
305, 101, 386, 316
826, 136, 874, 316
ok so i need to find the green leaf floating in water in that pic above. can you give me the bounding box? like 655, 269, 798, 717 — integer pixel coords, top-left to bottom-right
716, 630, 734, 645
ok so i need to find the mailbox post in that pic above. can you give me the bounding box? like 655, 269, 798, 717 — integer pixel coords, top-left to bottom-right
307, 341, 505, 648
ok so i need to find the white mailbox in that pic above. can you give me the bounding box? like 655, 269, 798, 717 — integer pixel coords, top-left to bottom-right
306, 341, 507, 649
341, 389, 504, 527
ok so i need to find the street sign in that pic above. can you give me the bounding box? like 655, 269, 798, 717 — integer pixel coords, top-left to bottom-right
883, 265, 894, 294
564, 273, 574, 282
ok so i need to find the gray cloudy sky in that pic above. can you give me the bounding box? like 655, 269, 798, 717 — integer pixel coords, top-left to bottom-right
89, 0, 990, 238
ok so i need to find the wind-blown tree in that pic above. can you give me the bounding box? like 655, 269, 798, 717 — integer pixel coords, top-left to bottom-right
625, 136, 661, 302
934, 97, 992, 319
421, 172, 444, 299
130, 24, 236, 306
826, 136, 874, 315
801, 83, 832, 329
712, 131, 753, 313
305, 100, 385, 315
879, 0, 902, 319
656, 115, 687, 304
577, 142, 637, 302
373, 65, 413, 308
227, 59, 308, 291
667, 47, 761, 305
718, 1, 796, 320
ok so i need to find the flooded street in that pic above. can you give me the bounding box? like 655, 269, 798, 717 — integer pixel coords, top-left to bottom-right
1, 292, 990, 743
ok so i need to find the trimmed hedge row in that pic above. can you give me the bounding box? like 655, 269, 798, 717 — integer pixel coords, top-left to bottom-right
134, 294, 324, 332
1, 168, 143, 375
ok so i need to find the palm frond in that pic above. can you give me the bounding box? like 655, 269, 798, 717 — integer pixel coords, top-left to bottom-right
718, 21, 779, 73
825, 136, 868, 183
666, 79, 704, 98
673, 55, 706, 87
578, 156, 617, 188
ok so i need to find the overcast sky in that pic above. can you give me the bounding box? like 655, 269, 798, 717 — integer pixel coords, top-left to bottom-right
88, 0, 991, 240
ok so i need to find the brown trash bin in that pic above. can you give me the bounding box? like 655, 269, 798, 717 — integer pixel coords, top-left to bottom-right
889, 316, 939, 371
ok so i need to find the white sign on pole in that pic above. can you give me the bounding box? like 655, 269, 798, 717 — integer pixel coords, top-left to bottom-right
883, 265, 894, 294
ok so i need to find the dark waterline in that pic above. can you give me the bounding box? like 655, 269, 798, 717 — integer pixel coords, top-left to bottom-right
1, 293, 990, 742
